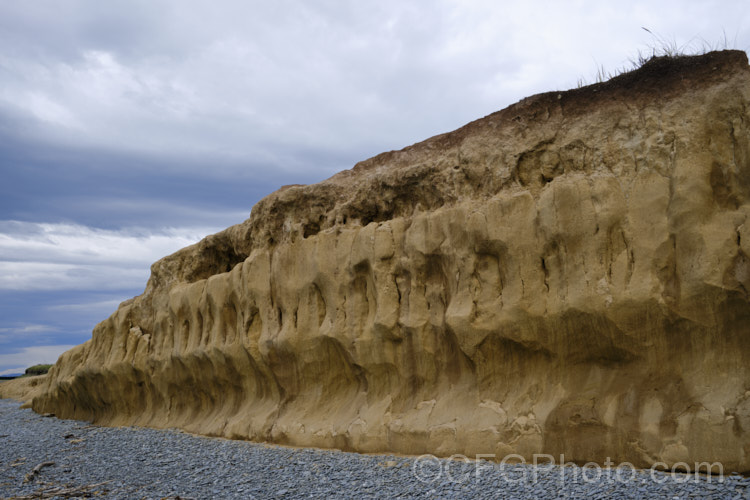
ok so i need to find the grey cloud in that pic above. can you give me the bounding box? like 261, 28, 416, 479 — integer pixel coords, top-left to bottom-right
0, 221, 217, 290
2, 0, 748, 182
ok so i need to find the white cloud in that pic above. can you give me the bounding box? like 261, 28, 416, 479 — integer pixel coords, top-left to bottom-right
0, 324, 56, 341
0, 344, 76, 376
47, 298, 125, 313
25, 91, 81, 129
0, 221, 218, 291
0, 261, 146, 292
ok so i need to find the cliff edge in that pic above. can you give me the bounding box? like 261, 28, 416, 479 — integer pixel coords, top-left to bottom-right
27, 50, 750, 472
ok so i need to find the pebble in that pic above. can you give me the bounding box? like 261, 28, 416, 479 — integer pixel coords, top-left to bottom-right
0, 399, 748, 499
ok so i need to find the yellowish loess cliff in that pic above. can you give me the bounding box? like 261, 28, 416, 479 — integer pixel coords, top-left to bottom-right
25, 51, 750, 472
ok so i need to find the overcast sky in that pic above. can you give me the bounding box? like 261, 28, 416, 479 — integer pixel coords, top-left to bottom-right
1, 1, 748, 375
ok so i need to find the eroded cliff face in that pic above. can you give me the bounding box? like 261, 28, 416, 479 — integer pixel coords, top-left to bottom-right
31, 51, 750, 471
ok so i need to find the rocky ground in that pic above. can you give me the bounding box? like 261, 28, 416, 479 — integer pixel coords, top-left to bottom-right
0, 399, 748, 499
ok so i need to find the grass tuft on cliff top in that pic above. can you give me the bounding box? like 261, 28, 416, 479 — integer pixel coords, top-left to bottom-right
577, 28, 739, 88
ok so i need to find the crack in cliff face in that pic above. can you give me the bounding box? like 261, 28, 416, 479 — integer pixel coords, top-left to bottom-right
541, 257, 550, 293
26, 50, 750, 473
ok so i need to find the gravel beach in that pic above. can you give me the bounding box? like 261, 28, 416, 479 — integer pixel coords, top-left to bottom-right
1, 399, 748, 499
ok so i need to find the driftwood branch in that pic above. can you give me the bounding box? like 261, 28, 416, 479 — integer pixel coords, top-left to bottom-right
23, 461, 54, 482
10, 480, 111, 499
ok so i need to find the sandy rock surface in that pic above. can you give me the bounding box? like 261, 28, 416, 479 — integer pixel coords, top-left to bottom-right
21, 50, 750, 472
